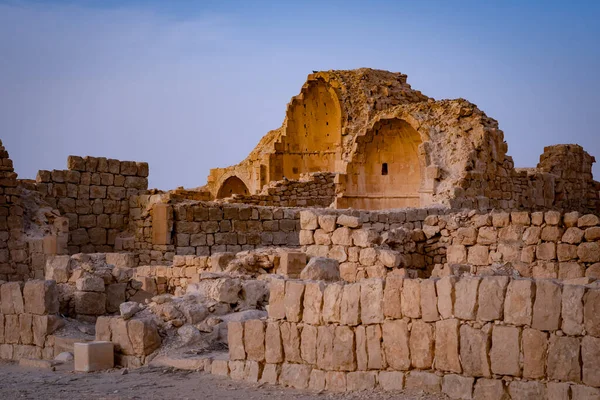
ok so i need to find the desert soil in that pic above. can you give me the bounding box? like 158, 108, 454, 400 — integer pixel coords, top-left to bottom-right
0, 360, 447, 400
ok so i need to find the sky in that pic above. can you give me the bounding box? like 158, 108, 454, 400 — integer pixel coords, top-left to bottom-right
1, 0, 599, 189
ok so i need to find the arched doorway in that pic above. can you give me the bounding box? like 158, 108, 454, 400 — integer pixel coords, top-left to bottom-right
343, 118, 423, 209
216, 176, 249, 199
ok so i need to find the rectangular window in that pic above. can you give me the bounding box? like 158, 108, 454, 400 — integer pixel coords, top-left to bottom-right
382, 163, 388, 175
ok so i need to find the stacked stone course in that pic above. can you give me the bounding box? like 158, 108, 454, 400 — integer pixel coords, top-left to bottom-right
223, 172, 336, 208
35, 155, 149, 254
0, 280, 64, 362
225, 275, 600, 397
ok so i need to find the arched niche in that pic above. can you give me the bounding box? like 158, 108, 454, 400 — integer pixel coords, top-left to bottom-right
343, 118, 424, 209
280, 79, 342, 179
216, 176, 250, 199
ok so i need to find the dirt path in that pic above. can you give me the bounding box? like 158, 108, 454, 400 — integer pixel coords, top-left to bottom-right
0, 360, 447, 400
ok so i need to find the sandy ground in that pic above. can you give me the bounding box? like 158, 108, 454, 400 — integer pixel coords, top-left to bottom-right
0, 360, 447, 400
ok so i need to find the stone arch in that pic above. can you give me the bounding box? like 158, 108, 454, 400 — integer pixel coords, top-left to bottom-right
278, 79, 343, 179
342, 118, 425, 209
216, 176, 250, 199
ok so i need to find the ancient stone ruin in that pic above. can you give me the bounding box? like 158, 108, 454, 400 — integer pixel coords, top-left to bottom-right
1, 68, 600, 399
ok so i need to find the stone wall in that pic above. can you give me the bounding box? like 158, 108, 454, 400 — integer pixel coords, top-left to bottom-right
222, 172, 335, 208
0, 140, 28, 281
131, 199, 302, 264
0, 280, 63, 362
34, 155, 149, 254
298, 209, 600, 282
225, 275, 600, 397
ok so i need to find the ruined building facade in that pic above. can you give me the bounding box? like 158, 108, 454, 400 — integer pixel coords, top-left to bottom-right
204, 69, 599, 213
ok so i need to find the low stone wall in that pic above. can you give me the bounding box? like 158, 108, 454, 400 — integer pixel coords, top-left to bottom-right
0, 280, 63, 361
226, 275, 600, 397
35, 155, 149, 254
223, 173, 335, 208
134, 255, 211, 295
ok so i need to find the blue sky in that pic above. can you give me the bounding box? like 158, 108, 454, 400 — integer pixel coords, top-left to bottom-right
1, 0, 599, 189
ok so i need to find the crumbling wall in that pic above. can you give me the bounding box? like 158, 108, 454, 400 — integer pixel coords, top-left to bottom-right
0, 140, 28, 281
34, 156, 149, 254
0, 280, 63, 362
225, 275, 600, 396
222, 172, 335, 208
130, 200, 302, 264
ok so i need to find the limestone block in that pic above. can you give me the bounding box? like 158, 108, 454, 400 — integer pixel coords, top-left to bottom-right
228, 321, 245, 361
571, 385, 600, 400
559, 261, 584, 277
284, 280, 304, 322
279, 251, 306, 278
578, 214, 600, 227
228, 360, 245, 381
447, 245, 467, 264
562, 284, 584, 335
585, 287, 600, 337
340, 283, 360, 326
279, 363, 312, 389
563, 227, 585, 244
23, 280, 59, 315
460, 324, 491, 378
477, 276, 508, 321
468, 245, 489, 266
382, 320, 410, 371
410, 321, 434, 370
339, 262, 358, 282
322, 283, 343, 323
325, 371, 347, 392
318, 214, 337, 232
106, 283, 127, 314
346, 371, 376, 391
508, 381, 546, 400
331, 227, 353, 246
578, 242, 600, 263
267, 278, 286, 320
454, 277, 480, 320
420, 279, 439, 322
307, 369, 326, 391
490, 325, 520, 377
244, 320, 265, 362
19, 313, 33, 345
300, 257, 339, 281
265, 322, 283, 364
492, 212, 510, 227
127, 318, 161, 356
210, 252, 235, 272
383, 275, 403, 319
360, 279, 383, 324
210, 359, 229, 376
378, 371, 405, 391
401, 278, 421, 318
547, 335, 581, 383
316, 325, 334, 370
473, 378, 507, 400
1, 282, 24, 314
76, 276, 105, 292
434, 319, 461, 373
74, 342, 114, 372
442, 374, 474, 400
523, 226, 542, 245
532, 279, 561, 331
504, 279, 534, 326
74, 291, 106, 315
280, 322, 302, 363
300, 324, 317, 365
405, 371, 442, 394
299, 230, 314, 245
582, 336, 600, 387
436, 276, 456, 319
302, 281, 325, 324
586, 227, 600, 241
359, 248, 378, 265
352, 229, 379, 248
313, 229, 332, 245
337, 214, 360, 228
537, 242, 556, 260
378, 249, 403, 268
355, 326, 367, 371
546, 382, 571, 400
522, 328, 547, 379
332, 325, 355, 371
366, 324, 384, 370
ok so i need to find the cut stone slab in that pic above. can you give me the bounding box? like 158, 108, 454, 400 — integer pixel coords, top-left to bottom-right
74, 341, 114, 372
